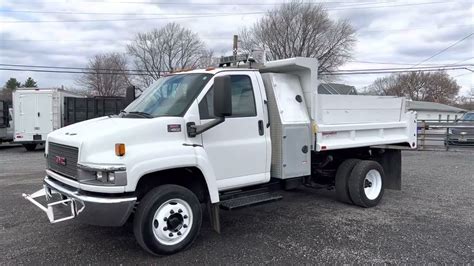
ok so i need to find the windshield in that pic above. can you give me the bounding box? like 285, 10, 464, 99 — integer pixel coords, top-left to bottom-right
462, 112, 474, 121
125, 73, 212, 117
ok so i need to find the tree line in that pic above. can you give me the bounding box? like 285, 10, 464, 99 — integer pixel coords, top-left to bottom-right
362, 71, 461, 105
0, 77, 37, 103
77, 1, 357, 97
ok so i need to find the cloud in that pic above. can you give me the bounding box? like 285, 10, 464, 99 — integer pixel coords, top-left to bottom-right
0, 0, 472, 95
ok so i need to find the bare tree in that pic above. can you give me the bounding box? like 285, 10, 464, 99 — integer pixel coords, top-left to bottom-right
367, 71, 460, 104
77, 53, 131, 97
239, 0, 356, 73
127, 22, 207, 87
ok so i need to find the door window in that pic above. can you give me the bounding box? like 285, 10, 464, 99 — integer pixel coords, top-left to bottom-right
199, 75, 256, 119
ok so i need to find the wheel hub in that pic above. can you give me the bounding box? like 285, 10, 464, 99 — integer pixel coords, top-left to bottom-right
166, 213, 184, 232
363, 169, 382, 200
152, 199, 193, 246
364, 179, 373, 188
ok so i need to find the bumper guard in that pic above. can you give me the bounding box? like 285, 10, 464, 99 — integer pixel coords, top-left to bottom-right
22, 176, 136, 226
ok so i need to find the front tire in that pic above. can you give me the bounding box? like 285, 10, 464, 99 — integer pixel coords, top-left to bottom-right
133, 185, 202, 256
348, 160, 385, 208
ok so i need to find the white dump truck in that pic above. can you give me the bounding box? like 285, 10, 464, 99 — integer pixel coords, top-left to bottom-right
23, 57, 417, 255
12, 88, 82, 151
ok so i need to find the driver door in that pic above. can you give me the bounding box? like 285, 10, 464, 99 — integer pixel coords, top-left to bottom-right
198, 72, 270, 191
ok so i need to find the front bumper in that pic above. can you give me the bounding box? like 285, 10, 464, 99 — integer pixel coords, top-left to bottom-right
23, 176, 136, 226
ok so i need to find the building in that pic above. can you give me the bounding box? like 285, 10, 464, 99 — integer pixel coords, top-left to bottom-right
406, 101, 466, 122
318, 83, 358, 95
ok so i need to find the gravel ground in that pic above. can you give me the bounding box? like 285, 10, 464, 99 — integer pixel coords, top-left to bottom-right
0, 146, 473, 264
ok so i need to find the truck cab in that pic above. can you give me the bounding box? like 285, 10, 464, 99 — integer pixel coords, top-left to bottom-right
23, 57, 417, 256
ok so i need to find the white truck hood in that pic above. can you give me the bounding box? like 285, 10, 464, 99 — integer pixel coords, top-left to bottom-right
47, 116, 188, 164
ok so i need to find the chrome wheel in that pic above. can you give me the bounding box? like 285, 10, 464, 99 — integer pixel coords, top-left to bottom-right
364, 169, 382, 200
152, 198, 193, 246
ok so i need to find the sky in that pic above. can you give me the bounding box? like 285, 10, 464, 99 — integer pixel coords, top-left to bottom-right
0, 0, 473, 96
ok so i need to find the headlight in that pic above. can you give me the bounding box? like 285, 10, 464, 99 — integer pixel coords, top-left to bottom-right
95, 171, 118, 184
77, 164, 127, 186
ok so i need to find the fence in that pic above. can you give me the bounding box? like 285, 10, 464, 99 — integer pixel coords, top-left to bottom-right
64, 97, 127, 126
417, 120, 474, 151
0, 101, 9, 128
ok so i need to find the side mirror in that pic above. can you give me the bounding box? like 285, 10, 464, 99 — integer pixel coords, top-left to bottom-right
213, 76, 232, 117
186, 76, 232, 138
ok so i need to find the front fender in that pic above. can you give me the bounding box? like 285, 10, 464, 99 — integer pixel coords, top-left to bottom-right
125, 143, 220, 203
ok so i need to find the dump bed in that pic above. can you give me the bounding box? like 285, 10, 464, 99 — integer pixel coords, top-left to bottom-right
261, 57, 417, 152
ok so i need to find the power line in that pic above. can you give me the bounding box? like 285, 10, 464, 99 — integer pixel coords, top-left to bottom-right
0, 1, 394, 15
2, 23, 471, 44
0, 0, 424, 6
351, 57, 474, 66
411, 33, 474, 68
335, 64, 473, 72
0, 1, 452, 23
0, 1, 441, 15
0, 67, 150, 75
1, 0, 373, 6
0, 63, 150, 73
0, 12, 267, 23
322, 67, 471, 75
0, 64, 471, 76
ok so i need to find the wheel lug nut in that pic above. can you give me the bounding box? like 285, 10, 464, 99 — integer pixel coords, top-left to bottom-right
169, 233, 173, 237
153, 220, 159, 228
170, 210, 174, 214
178, 209, 182, 213
183, 224, 188, 228
177, 231, 182, 236
163, 227, 168, 231
183, 215, 188, 219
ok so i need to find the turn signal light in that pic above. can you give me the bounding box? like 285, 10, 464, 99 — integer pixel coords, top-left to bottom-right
115, 143, 126, 156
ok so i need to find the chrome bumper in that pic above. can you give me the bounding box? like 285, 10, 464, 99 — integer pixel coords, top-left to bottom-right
23, 176, 136, 226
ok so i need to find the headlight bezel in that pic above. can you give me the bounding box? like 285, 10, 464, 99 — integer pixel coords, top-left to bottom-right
77, 163, 127, 186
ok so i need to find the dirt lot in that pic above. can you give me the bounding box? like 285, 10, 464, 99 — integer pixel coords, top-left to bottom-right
0, 146, 473, 264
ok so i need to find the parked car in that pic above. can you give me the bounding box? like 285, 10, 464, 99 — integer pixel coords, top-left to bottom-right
447, 111, 474, 145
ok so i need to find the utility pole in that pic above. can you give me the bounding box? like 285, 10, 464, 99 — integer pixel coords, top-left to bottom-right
233, 35, 238, 66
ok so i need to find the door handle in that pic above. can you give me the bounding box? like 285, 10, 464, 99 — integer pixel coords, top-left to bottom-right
38, 112, 40, 117
258, 120, 264, 136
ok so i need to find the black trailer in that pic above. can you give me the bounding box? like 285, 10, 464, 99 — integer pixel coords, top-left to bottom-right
64, 97, 127, 126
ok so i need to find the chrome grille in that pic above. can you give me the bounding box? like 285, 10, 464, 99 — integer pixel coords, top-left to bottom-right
47, 142, 79, 179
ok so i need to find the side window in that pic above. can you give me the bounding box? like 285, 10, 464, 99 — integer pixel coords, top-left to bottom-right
199, 75, 257, 119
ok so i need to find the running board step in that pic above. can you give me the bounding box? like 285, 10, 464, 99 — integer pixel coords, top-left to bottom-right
220, 193, 283, 210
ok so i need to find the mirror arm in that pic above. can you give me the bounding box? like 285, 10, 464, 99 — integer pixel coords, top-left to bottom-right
187, 117, 225, 137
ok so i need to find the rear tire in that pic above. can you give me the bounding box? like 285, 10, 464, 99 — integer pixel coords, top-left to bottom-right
133, 184, 202, 256
23, 144, 37, 151
335, 159, 360, 204
348, 160, 385, 208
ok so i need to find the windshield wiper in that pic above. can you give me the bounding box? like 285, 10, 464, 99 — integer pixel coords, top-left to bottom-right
128, 111, 153, 118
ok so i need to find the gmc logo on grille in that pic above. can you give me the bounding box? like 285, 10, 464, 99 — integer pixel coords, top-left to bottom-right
54, 156, 67, 166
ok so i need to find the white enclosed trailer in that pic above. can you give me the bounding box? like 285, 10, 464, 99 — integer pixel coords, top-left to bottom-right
23, 57, 417, 255
12, 88, 82, 151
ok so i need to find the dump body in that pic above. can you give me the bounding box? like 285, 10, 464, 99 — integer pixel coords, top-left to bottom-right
261, 57, 417, 152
